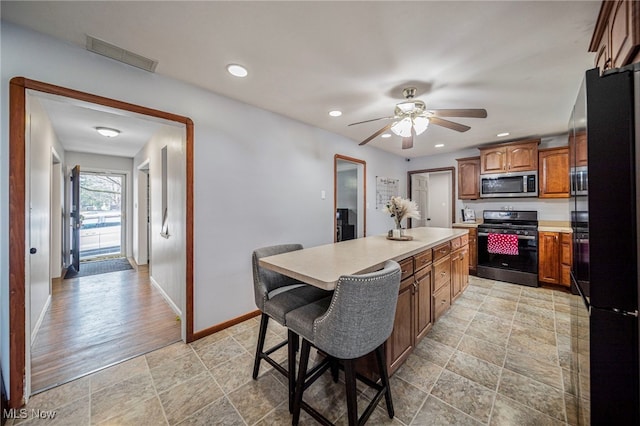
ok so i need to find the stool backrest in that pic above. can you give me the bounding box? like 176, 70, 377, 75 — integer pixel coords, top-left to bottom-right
252, 244, 304, 310
312, 260, 401, 359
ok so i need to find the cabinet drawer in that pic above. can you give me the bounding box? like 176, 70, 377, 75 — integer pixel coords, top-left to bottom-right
451, 237, 462, 250
460, 234, 469, 246
433, 256, 451, 291
399, 258, 414, 282
433, 284, 451, 321
433, 242, 451, 261
561, 233, 572, 244
414, 250, 433, 271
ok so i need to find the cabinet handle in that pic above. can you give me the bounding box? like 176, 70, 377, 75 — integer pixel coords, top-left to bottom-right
440, 272, 446, 277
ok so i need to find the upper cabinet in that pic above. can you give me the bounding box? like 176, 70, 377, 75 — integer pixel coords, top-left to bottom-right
589, 0, 640, 72
569, 130, 588, 167
539, 147, 569, 198
456, 157, 480, 200
479, 139, 539, 174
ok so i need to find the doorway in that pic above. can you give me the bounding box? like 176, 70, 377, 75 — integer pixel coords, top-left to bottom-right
334, 154, 366, 242
8, 77, 195, 408
408, 167, 455, 228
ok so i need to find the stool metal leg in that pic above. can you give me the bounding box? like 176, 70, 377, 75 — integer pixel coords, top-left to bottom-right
252, 313, 269, 379
287, 330, 299, 413
344, 359, 359, 426
375, 344, 394, 418
292, 339, 312, 426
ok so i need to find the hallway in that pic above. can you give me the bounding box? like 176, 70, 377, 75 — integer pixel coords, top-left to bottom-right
30, 264, 181, 393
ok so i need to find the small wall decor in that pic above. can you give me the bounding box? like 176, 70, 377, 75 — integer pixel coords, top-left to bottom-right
375, 176, 399, 209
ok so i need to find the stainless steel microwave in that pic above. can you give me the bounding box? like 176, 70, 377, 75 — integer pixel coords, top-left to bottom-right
480, 171, 538, 198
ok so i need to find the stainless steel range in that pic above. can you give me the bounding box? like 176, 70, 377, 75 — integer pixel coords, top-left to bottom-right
477, 210, 539, 287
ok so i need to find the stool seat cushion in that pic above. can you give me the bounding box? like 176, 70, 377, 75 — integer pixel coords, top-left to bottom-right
264, 286, 331, 325
285, 296, 333, 339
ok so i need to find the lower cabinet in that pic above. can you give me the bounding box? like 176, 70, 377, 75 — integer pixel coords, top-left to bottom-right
385, 234, 469, 376
453, 225, 477, 275
538, 231, 572, 287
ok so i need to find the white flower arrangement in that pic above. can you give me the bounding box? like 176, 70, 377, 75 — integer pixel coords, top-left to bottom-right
384, 196, 421, 229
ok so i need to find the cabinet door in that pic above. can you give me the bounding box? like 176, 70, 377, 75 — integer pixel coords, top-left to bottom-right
468, 229, 478, 274
387, 276, 415, 373
506, 142, 538, 172
539, 148, 569, 198
570, 131, 588, 167
460, 245, 470, 292
480, 147, 507, 174
414, 267, 432, 341
538, 232, 560, 284
457, 157, 480, 199
561, 232, 572, 287
610, 0, 638, 68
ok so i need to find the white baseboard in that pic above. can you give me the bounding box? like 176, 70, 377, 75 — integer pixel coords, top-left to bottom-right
31, 294, 51, 345
149, 276, 182, 317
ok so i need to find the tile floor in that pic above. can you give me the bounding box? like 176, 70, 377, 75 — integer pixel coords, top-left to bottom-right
5, 276, 587, 425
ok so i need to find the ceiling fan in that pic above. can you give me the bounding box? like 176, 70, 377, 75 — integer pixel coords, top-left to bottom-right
349, 87, 487, 149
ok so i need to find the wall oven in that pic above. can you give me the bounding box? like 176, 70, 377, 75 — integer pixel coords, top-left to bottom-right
480, 171, 538, 198
477, 210, 539, 287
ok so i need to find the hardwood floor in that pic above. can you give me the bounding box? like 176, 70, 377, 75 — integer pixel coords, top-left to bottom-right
30, 264, 181, 393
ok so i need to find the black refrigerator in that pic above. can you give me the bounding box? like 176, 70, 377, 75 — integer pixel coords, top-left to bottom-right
569, 64, 640, 424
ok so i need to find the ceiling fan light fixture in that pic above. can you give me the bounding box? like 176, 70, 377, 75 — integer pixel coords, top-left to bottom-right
390, 117, 413, 137
413, 116, 430, 135
95, 127, 120, 138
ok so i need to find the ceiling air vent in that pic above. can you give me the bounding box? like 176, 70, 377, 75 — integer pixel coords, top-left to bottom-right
86, 35, 158, 73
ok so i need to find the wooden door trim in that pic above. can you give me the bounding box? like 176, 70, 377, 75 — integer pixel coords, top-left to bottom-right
407, 167, 456, 228
8, 77, 195, 408
334, 154, 367, 242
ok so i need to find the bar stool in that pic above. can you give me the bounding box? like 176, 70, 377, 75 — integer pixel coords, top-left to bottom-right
251, 244, 331, 408
286, 260, 402, 426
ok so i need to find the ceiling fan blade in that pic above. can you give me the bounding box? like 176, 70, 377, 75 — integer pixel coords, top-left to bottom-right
348, 116, 394, 126
359, 123, 394, 145
429, 116, 471, 132
430, 109, 487, 118
402, 134, 414, 150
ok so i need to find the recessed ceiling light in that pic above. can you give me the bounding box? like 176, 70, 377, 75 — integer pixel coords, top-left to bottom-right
95, 127, 120, 138
381, 133, 391, 138
435, 144, 444, 148
329, 110, 342, 117
227, 64, 248, 77
497, 132, 510, 137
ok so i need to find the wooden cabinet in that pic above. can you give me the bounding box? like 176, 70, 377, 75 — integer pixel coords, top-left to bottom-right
570, 130, 588, 167
539, 147, 569, 198
479, 139, 539, 174
457, 157, 480, 199
539, 231, 572, 287
385, 235, 469, 375
561, 233, 572, 287
386, 253, 431, 375
432, 242, 452, 321
451, 241, 469, 301
454, 226, 477, 275
589, 0, 640, 72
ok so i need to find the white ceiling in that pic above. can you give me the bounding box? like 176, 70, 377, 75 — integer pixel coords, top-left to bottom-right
2, 1, 600, 158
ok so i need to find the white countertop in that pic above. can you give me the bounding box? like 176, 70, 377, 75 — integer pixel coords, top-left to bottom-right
454, 220, 572, 233
259, 227, 468, 290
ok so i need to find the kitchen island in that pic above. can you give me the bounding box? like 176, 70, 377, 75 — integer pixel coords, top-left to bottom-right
260, 226, 470, 375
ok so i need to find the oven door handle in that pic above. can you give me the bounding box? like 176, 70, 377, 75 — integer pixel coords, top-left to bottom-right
477, 232, 536, 240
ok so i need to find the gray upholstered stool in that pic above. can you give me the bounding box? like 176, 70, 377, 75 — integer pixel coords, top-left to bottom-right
286, 260, 402, 426
252, 244, 331, 409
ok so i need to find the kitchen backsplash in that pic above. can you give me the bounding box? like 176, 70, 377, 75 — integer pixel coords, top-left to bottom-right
457, 198, 570, 222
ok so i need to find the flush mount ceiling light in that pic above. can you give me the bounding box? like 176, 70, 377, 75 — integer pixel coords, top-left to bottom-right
95, 127, 121, 138
435, 143, 445, 148
329, 110, 342, 117
497, 132, 510, 137
227, 64, 248, 77
381, 133, 392, 138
